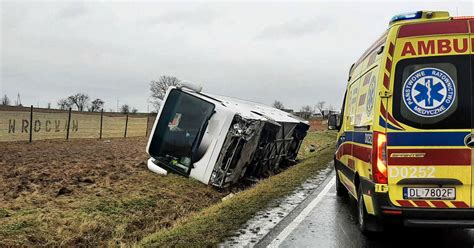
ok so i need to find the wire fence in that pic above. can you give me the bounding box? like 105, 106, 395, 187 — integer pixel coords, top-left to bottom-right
0, 105, 156, 142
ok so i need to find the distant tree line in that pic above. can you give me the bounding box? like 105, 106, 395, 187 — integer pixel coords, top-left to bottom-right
57, 93, 138, 114
1, 92, 139, 114
2, 75, 337, 118
271, 99, 336, 119
3, 74, 184, 114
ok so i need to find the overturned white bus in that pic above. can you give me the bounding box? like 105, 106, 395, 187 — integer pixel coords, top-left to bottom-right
146, 85, 310, 188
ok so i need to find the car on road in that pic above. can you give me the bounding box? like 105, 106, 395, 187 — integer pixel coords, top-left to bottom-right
328, 11, 474, 233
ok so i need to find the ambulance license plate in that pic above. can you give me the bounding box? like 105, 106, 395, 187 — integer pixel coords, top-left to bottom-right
403, 187, 455, 200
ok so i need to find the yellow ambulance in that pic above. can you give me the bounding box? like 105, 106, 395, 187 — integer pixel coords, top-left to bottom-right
328, 11, 474, 233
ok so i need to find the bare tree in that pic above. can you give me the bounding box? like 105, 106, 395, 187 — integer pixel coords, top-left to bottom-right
120, 104, 130, 114
68, 93, 90, 111
272, 100, 285, 110
300, 105, 313, 114
1, 95, 10, 105
89, 98, 105, 112
150, 75, 181, 109
298, 105, 313, 120
131, 108, 138, 114
315, 101, 326, 116
57, 98, 72, 110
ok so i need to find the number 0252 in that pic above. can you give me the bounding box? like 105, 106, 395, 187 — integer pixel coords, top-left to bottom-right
388, 167, 435, 178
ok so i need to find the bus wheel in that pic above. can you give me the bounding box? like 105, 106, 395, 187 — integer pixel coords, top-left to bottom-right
335, 171, 348, 196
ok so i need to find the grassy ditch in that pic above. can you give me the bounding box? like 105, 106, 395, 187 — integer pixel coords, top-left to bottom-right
0, 130, 335, 246
138, 130, 336, 247
0, 137, 225, 247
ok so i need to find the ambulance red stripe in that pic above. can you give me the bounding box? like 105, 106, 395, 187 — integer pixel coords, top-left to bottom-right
352, 145, 371, 163
388, 42, 395, 57
388, 148, 471, 166
430, 201, 449, 208
397, 200, 414, 207
336, 142, 350, 160
452, 201, 469, 208
336, 143, 371, 164
380, 104, 403, 129
383, 73, 390, 89
385, 57, 392, 73
398, 20, 469, 38
413, 200, 430, 207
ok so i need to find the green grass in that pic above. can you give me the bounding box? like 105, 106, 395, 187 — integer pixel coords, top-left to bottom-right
0, 221, 35, 234
0, 173, 224, 247
0, 208, 10, 218
138, 131, 337, 247
82, 197, 157, 216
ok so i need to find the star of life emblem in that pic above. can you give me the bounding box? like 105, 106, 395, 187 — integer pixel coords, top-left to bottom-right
402, 68, 456, 118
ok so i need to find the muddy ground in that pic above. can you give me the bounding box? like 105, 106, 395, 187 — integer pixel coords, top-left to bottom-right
309, 118, 326, 131
0, 137, 225, 246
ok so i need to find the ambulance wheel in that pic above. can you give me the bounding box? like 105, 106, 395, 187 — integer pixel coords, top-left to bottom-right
357, 187, 383, 234
335, 171, 347, 197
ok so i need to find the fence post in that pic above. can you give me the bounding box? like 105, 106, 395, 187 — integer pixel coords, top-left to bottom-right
124, 114, 129, 138
145, 113, 150, 137
29, 105, 33, 143
66, 107, 72, 140
99, 109, 104, 139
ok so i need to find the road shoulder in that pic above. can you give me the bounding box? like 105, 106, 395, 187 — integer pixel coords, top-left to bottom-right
256, 170, 336, 247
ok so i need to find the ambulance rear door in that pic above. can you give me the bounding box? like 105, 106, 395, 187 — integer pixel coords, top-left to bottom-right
386, 20, 472, 209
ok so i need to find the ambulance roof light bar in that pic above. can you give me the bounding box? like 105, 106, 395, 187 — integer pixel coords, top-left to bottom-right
389, 11, 450, 25
389, 11, 423, 25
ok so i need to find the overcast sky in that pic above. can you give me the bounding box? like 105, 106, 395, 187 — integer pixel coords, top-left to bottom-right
1, 0, 472, 112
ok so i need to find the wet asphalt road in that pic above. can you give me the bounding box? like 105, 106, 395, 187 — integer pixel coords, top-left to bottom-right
258, 174, 474, 248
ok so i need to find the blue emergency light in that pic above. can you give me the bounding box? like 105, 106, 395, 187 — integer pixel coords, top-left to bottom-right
389, 11, 423, 24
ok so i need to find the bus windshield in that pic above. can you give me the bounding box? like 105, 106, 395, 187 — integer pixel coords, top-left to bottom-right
148, 89, 215, 175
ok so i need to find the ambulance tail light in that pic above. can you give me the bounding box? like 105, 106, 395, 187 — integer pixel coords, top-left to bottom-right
372, 132, 388, 184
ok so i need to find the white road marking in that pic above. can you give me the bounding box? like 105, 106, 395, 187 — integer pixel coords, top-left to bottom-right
268, 176, 335, 248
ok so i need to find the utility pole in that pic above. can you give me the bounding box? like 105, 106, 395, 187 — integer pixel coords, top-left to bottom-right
16, 93, 22, 106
